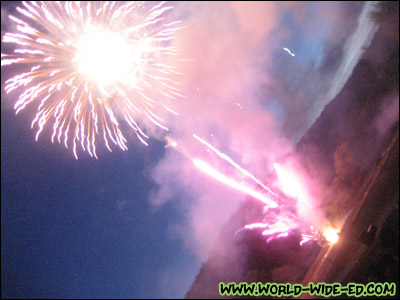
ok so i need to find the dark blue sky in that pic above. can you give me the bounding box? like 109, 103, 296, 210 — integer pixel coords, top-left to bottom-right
1, 107, 198, 298
0, 2, 200, 298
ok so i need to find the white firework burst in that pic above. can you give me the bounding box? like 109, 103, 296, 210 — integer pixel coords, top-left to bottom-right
2, 1, 184, 159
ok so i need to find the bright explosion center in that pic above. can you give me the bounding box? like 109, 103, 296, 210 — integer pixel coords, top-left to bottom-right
76, 29, 133, 86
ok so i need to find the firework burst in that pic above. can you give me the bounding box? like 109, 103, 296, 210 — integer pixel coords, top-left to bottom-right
2, 1, 184, 158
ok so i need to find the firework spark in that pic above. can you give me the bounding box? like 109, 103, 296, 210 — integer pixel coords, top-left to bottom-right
166, 136, 278, 207
241, 218, 320, 247
283, 47, 295, 57
194, 159, 278, 208
2, 1, 183, 159
274, 163, 313, 209
193, 134, 280, 198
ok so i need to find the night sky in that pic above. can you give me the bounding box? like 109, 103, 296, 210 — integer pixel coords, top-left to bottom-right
1, 1, 387, 299
1, 105, 200, 298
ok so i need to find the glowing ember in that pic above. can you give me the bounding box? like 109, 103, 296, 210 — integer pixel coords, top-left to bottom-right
323, 227, 339, 244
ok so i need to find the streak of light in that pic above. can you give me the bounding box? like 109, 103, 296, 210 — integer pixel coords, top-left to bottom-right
193, 134, 280, 198
193, 159, 278, 208
283, 47, 295, 56
274, 163, 313, 209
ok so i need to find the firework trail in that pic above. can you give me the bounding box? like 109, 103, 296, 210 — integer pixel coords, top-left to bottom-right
193, 159, 278, 208
166, 136, 278, 208
274, 163, 313, 209
2, 1, 183, 159
193, 134, 280, 198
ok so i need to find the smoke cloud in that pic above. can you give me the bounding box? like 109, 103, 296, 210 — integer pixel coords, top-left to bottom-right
148, 1, 379, 262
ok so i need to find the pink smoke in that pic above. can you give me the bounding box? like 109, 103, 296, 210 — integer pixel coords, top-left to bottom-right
149, 2, 288, 258
148, 1, 379, 258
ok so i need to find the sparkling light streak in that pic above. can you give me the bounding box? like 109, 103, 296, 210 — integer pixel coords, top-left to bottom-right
2, 1, 184, 159
193, 134, 280, 198
274, 163, 313, 208
244, 223, 268, 230
193, 159, 278, 208
261, 223, 290, 236
300, 233, 317, 246
283, 47, 295, 56
166, 136, 279, 207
